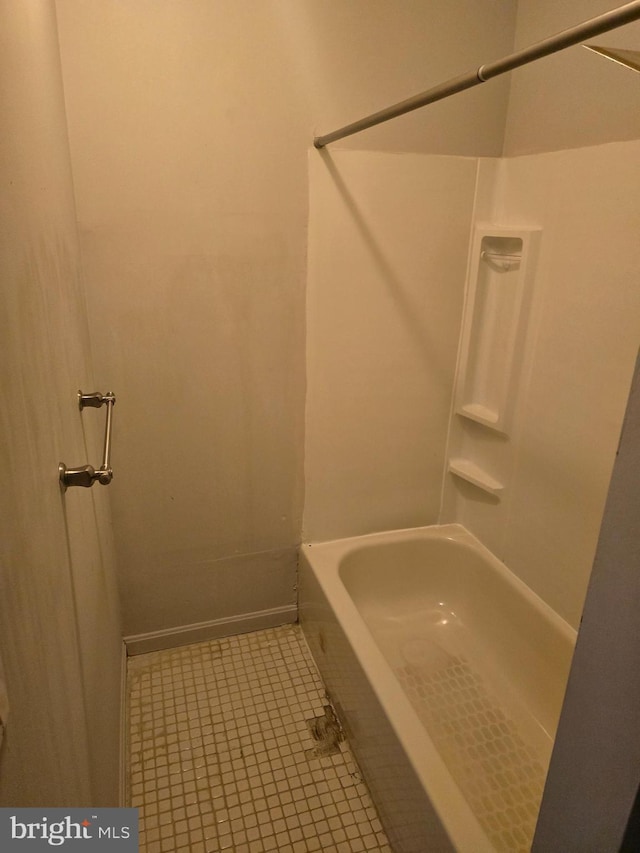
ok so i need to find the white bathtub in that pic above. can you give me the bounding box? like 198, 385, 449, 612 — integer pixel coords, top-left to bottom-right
298, 523, 576, 853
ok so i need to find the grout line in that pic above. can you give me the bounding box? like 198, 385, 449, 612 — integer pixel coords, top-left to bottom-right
126, 624, 393, 853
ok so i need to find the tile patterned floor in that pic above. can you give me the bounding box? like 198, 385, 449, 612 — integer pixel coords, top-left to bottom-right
127, 624, 393, 853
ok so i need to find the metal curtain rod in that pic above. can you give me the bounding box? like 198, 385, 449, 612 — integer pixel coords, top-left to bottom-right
313, 0, 640, 148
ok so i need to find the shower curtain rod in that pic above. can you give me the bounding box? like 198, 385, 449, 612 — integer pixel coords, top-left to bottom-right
313, 0, 640, 148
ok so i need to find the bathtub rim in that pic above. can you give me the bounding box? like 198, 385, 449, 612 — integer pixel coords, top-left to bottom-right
299, 521, 577, 852
304, 522, 576, 647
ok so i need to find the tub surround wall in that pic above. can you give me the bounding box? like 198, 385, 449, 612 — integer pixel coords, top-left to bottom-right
495, 142, 640, 627
447, 0, 640, 630
304, 151, 478, 541
305, 139, 640, 629
0, 0, 123, 806
443, 141, 640, 628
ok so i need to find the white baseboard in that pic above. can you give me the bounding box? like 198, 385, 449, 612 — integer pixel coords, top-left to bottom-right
123, 604, 298, 656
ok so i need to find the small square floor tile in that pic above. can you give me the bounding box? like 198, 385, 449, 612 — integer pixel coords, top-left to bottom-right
127, 625, 392, 852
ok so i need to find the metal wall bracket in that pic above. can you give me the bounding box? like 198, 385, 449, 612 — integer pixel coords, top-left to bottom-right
59, 390, 116, 491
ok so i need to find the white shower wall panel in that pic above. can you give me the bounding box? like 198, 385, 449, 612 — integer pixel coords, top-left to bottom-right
444, 141, 640, 629
498, 141, 640, 627
304, 151, 478, 541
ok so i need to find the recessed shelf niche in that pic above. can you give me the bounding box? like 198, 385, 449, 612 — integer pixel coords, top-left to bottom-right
454, 226, 540, 435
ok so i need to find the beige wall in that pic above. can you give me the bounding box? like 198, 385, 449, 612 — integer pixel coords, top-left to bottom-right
292, 0, 516, 155
55, 0, 308, 637
55, 0, 517, 636
0, 0, 122, 805
504, 0, 640, 155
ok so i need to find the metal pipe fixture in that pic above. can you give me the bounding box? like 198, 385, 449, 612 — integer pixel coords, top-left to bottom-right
59, 391, 116, 490
313, 0, 640, 148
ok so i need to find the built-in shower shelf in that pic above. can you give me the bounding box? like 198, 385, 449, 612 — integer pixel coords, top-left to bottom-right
458, 403, 501, 429
448, 458, 503, 497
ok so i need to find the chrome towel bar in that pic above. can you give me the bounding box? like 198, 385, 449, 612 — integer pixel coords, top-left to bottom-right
59, 391, 116, 490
